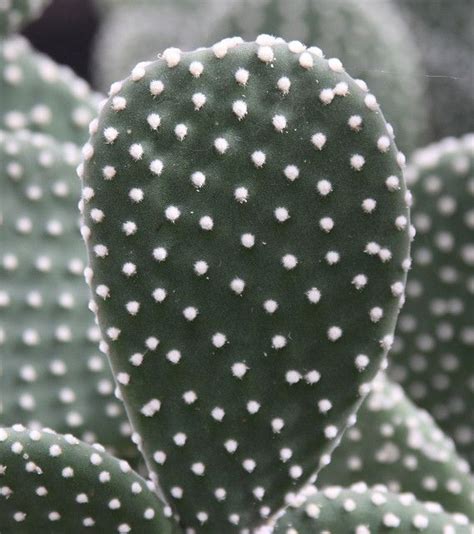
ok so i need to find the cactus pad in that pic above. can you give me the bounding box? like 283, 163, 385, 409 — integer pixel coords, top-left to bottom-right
0, 130, 133, 456
80, 36, 411, 531
390, 135, 474, 466
0, 425, 177, 532
0, 0, 50, 36
318, 374, 474, 518
0, 35, 100, 145
274, 483, 474, 533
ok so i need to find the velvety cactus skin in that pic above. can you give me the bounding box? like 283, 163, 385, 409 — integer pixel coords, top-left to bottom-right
318, 374, 474, 518
0, 36, 100, 144
389, 135, 474, 466
80, 36, 411, 531
0, 0, 50, 36
0, 130, 133, 457
0, 425, 176, 533
273, 484, 474, 533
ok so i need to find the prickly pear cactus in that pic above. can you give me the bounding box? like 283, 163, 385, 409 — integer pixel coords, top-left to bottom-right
389, 134, 474, 466
0, 130, 133, 457
93, 0, 426, 153
0, 425, 177, 533
80, 35, 411, 531
0, 35, 100, 144
318, 374, 474, 518
0, 0, 50, 36
274, 483, 474, 533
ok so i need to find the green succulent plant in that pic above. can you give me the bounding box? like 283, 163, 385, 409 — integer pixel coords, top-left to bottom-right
79, 35, 411, 531
0, 129, 134, 458
0, 0, 50, 36
389, 134, 474, 467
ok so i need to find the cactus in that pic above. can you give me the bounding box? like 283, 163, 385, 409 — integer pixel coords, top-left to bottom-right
0, 0, 50, 36
0, 35, 100, 145
318, 373, 474, 518
273, 483, 474, 533
0, 425, 177, 533
79, 35, 411, 531
92, 0, 426, 153
0, 130, 135, 458
389, 134, 474, 466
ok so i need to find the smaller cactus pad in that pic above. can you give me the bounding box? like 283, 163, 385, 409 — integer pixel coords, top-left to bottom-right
390, 134, 474, 466
0, 425, 177, 533
318, 374, 474, 518
81, 35, 411, 531
0, 35, 100, 145
273, 484, 474, 533
0, 130, 133, 457
0, 0, 50, 36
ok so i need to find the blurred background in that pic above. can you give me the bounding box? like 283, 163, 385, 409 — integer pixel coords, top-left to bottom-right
21, 0, 474, 147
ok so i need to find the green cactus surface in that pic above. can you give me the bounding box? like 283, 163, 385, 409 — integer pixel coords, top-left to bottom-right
80, 36, 411, 531
93, 0, 426, 153
0, 130, 134, 457
0, 0, 50, 36
0, 35, 100, 145
0, 425, 177, 532
389, 134, 474, 466
273, 483, 474, 533
318, 374, 474, 518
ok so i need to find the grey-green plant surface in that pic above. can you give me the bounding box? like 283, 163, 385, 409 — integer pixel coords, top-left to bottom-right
273, 483, 474, 533
0, 0, 50, 36
80, 35, 411, 531
0, 35, 100, 145
93, 0, 426, 153
0, 425, 177, 532
318, 373, 474, 518
0, 130, 134, 457
390, 134, 474, 467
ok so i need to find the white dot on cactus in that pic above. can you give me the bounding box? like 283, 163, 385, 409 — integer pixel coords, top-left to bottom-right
196, 512, 208, 524
224, 439, 238, 453
62, 466, 74, 478
199, 215, 214, 230
364, 94, 378, 110
352, 274, 368, 290
348, 115, 363, 131
112, 96, 126, 111
131, 62, 148, 81
183, 390, 197, 404
377, 135, 391, 152
175, 123, 188, 141
189, 61, 204, 77
129, 143, 143, 160
90, 208, 104, 223
283, 164, 299, 182
102, 165, 116, 180
318, 399, 332, 413
130, 353, 144, 366
289, 465, 303, 479
319, 217, 334, 232
247, 401, 261, 414
215, 488, 227, 500
191, 171, 206, 188
232, 362, 248, 378
93, 244, 108, 258
166, 349, 181, 364
311, 133, 327, 150
212, 333, 227, 348
171, 487, 183, 499
272, 418, 284, 433
386, 175, 400, 191
183, 306, 198, 321
243, 459, 256, 473
214, 137, 229, 154
325, 251, 340, 265
162, 47, 181, 67
257, 45, 274, 63
129, 188, 144, 203
147, 113, 161, 130
49, 444, 62, 457
334, 81, 349, 96
379, 248, 392, 262
397, 152, 406, 168
153, 247, 168, 262
286, 370, 301, 384
277, 76, 291, 94
153, 450, 167, 465
316, 179, 332, 196
122, 262, 137, 277
272, 335, 287, 349
192, 92, 206, 110
362, 198, 377, 213
235, 68, 249, 85
319, 88, 335, 105
211, 407, 225, 421
122, 221, 137, 235
230, 278, 245, 294
287, 40, 305, 53
149, 80, 164, 96
350, 154, 365, 170
165, 205, 181, 222
263, 299, 278, 314
306, 287, 321, 304
272, 114, 287, 132
152, 288, 167, 303
173, 432, 187, 446
13, 512, 26, 522
383, 513, 401, 528
232, 100, 248, 120
191, 462, 205, 476
299, 52, 313, 69
413, 515, 429, 529
117, 372, 130, 385
251, 150, 266, 167
328, 326, 342, 341
103, 127, 118, 144
395, 215, 408, 230
234, 186, 248, 203
280, 448, 292, 462
194, 260, 208, 276
324, 425, 338, 439
281, 254, 298, 270
145, 337, 159, 350
369, 307, 384, 322
241, 233, 255, 248
274, 207, 289, 222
